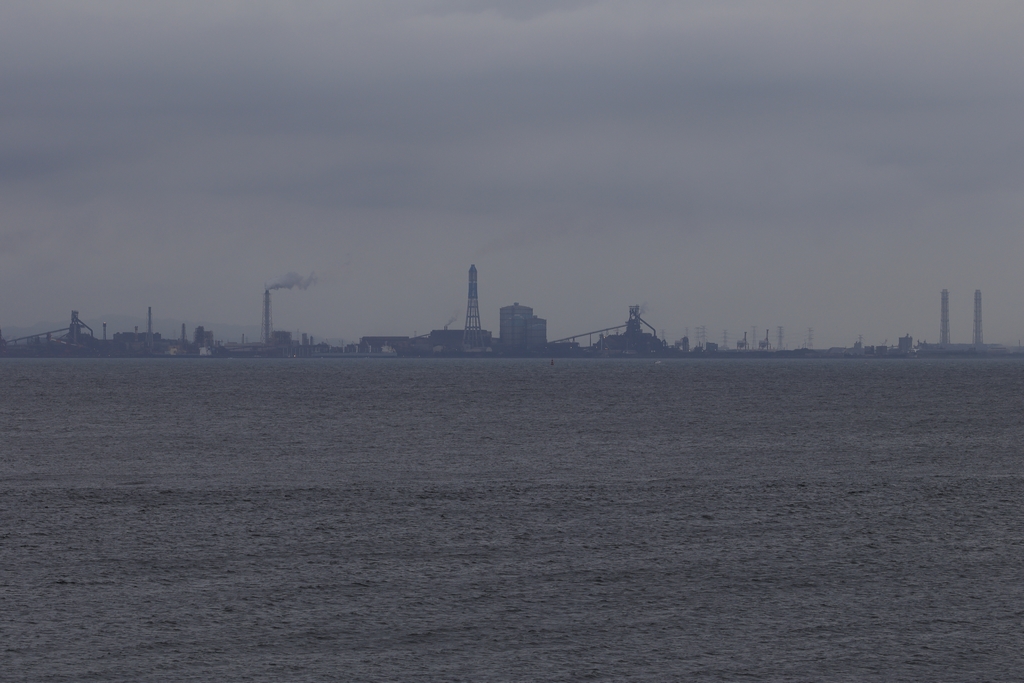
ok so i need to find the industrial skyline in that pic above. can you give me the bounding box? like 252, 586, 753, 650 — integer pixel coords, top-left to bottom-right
1, 265, 1011, 357
4, 263, 1019, 351
3, 4, 1024, 347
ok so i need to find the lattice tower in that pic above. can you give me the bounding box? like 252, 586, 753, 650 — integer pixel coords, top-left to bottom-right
463, 265, 483, 349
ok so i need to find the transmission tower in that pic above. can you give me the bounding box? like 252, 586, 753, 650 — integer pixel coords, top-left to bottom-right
722, 329, 729, 348
463, 264, 483, 349
262, 289, 273, 345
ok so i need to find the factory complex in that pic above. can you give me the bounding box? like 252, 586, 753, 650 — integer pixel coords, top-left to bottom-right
0, 267, 1017, 359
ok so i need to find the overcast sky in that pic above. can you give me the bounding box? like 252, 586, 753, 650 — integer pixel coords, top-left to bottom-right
2, 1, 1024, 347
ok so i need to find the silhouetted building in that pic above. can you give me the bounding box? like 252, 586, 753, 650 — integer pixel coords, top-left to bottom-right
113, 332, 162, 344
429, 328, 492, 351
595, 306, 666, 354
499, 303, 547, 350
359, 336, 409, 352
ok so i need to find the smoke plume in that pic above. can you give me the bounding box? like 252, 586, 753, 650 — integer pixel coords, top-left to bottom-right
267, 272, 317, 291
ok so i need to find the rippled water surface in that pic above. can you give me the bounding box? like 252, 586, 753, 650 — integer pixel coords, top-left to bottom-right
3, 358, 1024, 681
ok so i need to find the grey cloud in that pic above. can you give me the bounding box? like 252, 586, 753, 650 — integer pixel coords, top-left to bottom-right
424, 0, 602, 22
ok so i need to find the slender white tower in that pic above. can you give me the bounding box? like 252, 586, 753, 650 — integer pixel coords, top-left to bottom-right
940, 289, 950, 345
973, 289, 983, 346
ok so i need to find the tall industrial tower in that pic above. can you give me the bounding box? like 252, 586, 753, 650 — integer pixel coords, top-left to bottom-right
262, 289, 273, 345
974, 289, 983, 346
147, 307, 153, 351
940, 289, 950, 345
463, 264, 483, 349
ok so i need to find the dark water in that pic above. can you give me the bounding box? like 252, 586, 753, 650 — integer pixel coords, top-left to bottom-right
3, 358, 1024, 681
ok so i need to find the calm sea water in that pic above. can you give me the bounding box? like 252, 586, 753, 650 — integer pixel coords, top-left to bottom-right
2, 358, 1024, 681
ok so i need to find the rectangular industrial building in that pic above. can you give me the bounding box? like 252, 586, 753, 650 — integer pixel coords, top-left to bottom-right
499, 303, 547, 350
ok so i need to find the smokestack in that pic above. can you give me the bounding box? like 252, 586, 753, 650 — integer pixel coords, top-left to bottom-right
147, 307, 153, 350
940, 289, 950, 345
974, 289, 983, 346
262, 289, 273, 345
102, 322, 106, 341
